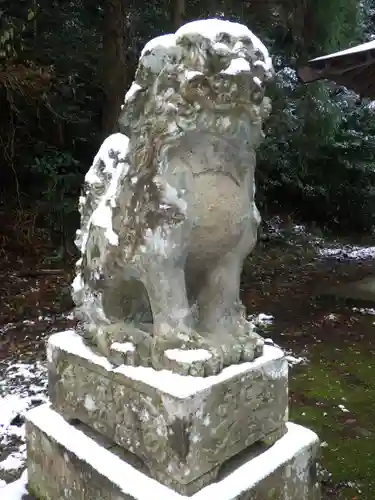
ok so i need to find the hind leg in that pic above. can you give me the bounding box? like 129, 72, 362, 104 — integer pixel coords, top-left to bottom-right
76, 274, 152, 361
95, 276, 153, 359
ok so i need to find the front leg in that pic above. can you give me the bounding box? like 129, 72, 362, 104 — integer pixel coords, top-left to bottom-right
144, 262, 194, 339
141, 259, 223, 375
197, 252, 264, 362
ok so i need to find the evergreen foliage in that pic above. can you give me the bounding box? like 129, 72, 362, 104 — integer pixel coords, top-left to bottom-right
1, 0, 375, 254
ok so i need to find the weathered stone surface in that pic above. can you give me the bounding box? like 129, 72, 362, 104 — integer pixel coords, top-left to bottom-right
26, 404, 320, 500
48, 330, 288, 489
20, 19, 321, 500
71, 19, 274, 375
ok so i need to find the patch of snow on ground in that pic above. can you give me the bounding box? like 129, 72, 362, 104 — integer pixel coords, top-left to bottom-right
0, 447, 26, 472
338, 404, 350, 413
317, 245, 375, 260
255, 313, 274, 325
352, 307, 375, 315
284, 354, 309, 367
0, 360, 47, 485
0, 470, 28, 498
325, 313, 339, 321
292, 224, 308, 235
0, 311, 74, 336
253, 314, 309, 367
249, 312, 274, 326
262, 216, 375, 261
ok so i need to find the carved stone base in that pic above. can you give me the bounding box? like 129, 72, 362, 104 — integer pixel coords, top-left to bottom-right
47, 330, 288, 490
25, 404, 320, 500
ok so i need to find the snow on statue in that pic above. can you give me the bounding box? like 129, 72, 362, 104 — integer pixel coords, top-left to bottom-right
71, 19, 274, 376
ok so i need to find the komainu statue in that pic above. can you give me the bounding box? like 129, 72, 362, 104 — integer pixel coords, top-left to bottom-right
71, 19, 274, 376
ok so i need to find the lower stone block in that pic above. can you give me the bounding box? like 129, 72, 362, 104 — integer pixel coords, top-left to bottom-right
26, 404, 320, 500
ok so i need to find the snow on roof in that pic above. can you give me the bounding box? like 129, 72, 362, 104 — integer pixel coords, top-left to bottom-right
311, 39, 375, 62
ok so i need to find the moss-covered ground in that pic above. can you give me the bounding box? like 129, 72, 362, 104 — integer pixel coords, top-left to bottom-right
290, 342, 375, 499
242, 220, 375, 499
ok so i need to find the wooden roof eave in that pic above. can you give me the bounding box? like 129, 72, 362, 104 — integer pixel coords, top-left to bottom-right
298, 47, 375, 84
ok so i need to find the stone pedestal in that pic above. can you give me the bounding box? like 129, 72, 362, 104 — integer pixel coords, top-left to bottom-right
24, 330, 320, 499
47, 330, 288, 494
26, 404, 320, 500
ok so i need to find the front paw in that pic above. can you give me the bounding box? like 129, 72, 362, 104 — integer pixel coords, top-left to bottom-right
97, 322, 151, 366
151, 330, 224, 376
236, 321, 264, 361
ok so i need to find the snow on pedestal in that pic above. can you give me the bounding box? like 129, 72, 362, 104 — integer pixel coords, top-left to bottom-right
22, 404, 320, 500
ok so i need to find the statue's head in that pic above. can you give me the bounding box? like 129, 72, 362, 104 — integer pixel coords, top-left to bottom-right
118, 19, 274, 153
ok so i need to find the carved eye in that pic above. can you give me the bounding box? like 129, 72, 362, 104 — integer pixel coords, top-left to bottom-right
237, 36, 252, 49
108, 149, 118, 160
217, 32, 231, 45
179, 35, 194, 50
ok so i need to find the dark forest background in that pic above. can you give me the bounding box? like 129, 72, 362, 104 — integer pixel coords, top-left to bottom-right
1, 0, 375, 260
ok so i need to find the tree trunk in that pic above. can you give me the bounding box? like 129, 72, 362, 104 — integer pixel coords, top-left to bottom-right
172, 0, 185, 29
101, 0, 126, 138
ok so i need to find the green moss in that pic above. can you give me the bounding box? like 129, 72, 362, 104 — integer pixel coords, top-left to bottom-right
290, 342, 375, 499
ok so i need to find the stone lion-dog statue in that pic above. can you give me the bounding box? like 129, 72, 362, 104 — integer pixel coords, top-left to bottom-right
71, 19, 274, 376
